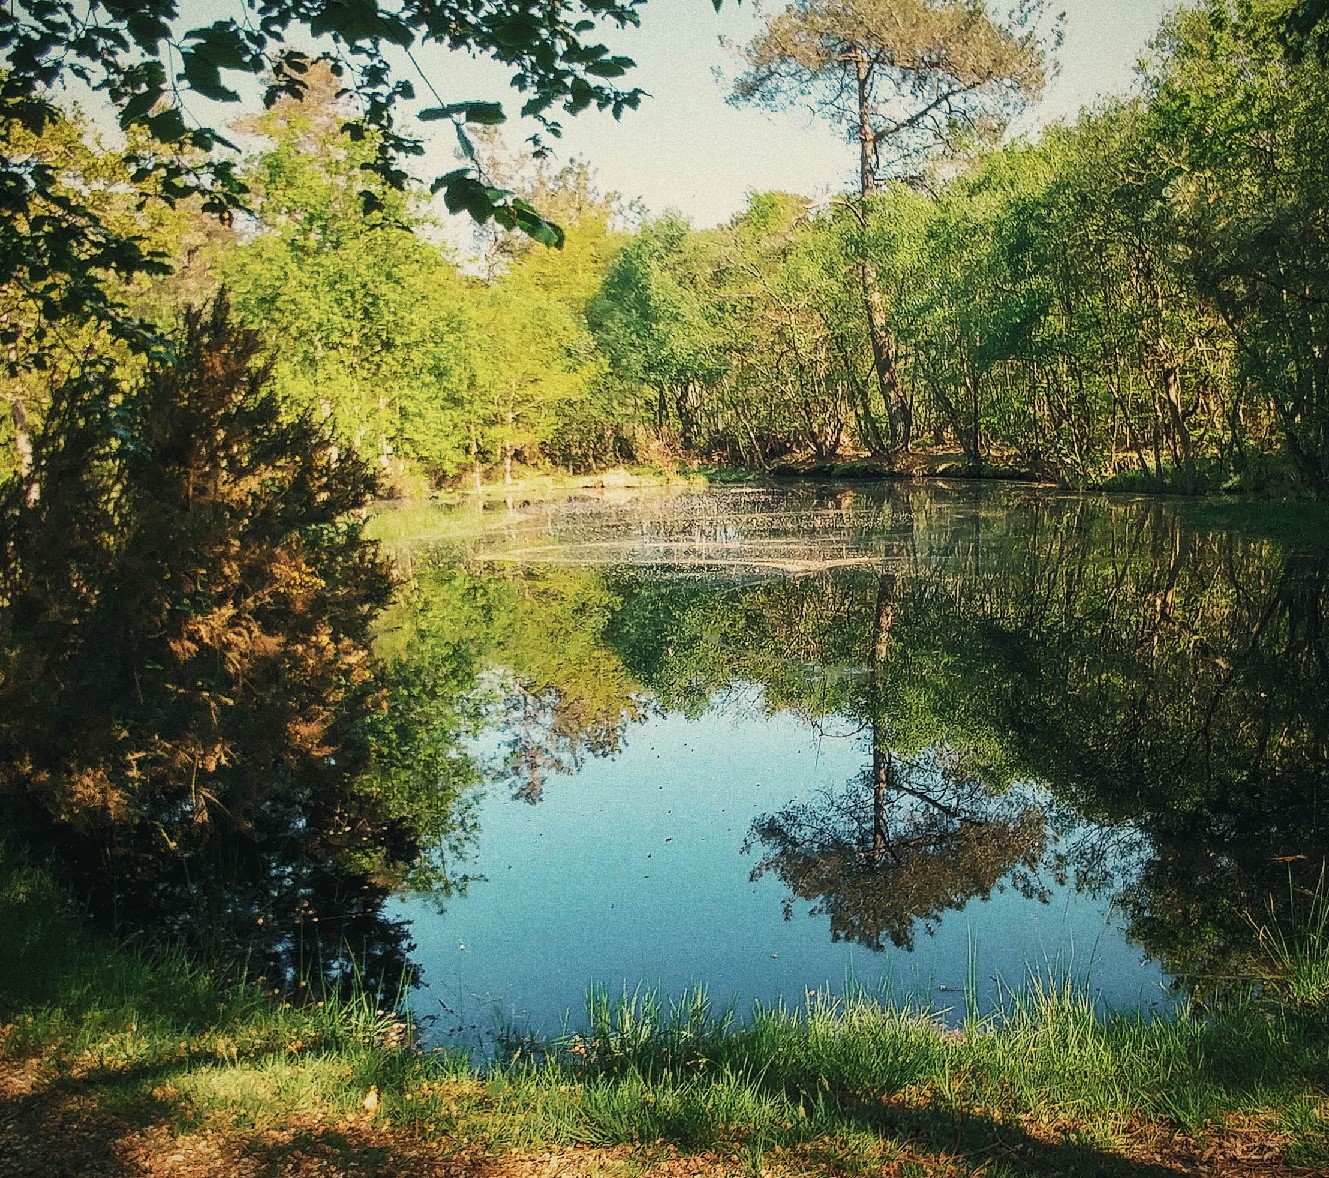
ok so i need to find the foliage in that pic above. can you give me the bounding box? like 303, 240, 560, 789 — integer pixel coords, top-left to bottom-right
581, 1, 1329, 489
0, 299, 464, 986
225, 66, 485, 483
0, 0, 656, 485
590, 212, 728, 454
9, 0, 1329, 499
727, 0, 1058, 457
223, 80, 628, 486
1, 0, 649, 270
1145, 0, 1329, 487
730, 0, 1054, 186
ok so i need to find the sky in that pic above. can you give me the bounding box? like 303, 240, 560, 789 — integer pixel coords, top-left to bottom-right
96, 1, 1180, 230
404, 0, 1181, 228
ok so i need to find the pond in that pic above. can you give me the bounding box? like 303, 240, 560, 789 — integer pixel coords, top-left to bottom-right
369, 483, 1329, 1049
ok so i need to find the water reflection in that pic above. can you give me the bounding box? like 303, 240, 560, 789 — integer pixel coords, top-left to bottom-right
744, 764, 1048, 952
379, 485, 1328, 1024
738, 564, 1048, 953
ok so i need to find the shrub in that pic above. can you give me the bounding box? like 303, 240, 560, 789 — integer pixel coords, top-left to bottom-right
0, 298, 413, 989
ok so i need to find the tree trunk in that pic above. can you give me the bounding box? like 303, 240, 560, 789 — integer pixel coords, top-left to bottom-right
1161, 362, 1196, 492
852, 52, 909, 456
964, 369, 983, 470
470, 430, 484, 511
869, 571, 896, 858
674, 383, 696, 451
861, 261, 906, 452
872, 736, 891, 858
10, 397, 39, 508
854, 51, 878, 200
505, 388, 516, 486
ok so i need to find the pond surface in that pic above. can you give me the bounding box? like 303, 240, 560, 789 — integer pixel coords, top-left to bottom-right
372, 484, 1329, 1048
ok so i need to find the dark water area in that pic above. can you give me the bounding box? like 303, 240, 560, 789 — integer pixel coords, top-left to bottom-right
364, 484, 1329, 1048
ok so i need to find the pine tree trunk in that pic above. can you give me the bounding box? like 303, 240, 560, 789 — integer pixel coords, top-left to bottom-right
853, 52, 908, 456
869, 571, 896, 858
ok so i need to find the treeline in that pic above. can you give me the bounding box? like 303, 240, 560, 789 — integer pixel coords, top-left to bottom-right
5, 2, 1328, 501
237, 0, 1329, 493
1, 62, 629, 499
594, 3, 1329, 491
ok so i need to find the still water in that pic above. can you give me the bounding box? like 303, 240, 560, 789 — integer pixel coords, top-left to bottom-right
373, 483, 1328, 1046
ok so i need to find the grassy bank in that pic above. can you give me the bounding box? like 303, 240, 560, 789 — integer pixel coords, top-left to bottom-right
2, 853, 1327, 1177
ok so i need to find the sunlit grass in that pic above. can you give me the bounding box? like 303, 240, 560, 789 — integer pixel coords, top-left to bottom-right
1254, 870, 1329, 1014
2, 847, 1327, 1175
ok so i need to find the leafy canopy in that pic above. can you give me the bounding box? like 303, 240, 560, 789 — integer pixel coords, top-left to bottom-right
1, 0, 653, 235
0, 0, 681, 379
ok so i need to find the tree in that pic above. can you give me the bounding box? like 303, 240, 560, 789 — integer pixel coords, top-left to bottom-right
224, 65, 484, 483
703, 192, 853, 464
1, 0, 649, 249
590, 213, 728, 453
1144, 0, 1329, 488
730, 0, 1056, 455
1280, 0, 1329, 59
0, 299, 451, 978
0, 0, 659, 411
466, 158, 624, 479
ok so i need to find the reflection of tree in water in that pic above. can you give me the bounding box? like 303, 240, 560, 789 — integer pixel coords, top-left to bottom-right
745, 759, 1047, 950
495, 677, 640, 804
385, 559, 646, 808
370, 488, 1329, 991
868, 497, 1329, 989
744, 563, 1047, 951
1037, 542, 1329, 987
603, 488, 1329, 987
479, 564, 645, 804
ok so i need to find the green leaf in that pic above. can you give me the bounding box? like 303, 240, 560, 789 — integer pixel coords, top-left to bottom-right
119, 86, 164, 127
180, 50, 241, 103
144, 107, 189, 143
125, 11, 173, 50
513, 207, 565, 249
419, 101, 506, 125
461, 101, 506, 125
585, 58, 631, 79
182, 22, 252, 71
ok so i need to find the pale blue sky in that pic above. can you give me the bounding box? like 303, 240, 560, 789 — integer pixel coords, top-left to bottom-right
408, 0, 1180, 227
76, 1, 1180, 228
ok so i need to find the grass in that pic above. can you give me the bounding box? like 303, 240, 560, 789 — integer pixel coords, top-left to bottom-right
1252, 870, 1329, 1015
2, 851, 1328, 1176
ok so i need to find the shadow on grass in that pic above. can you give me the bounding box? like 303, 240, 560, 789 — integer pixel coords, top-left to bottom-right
0, 1056, 499, 1178
848, 1097, 1185, 1177
0, 1048, 1314, 1178
0, 1058, 184, 1178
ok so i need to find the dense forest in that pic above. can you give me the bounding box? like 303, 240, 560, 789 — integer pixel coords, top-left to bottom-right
4, 0, 1329, 502
2, 0, 1328, 974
